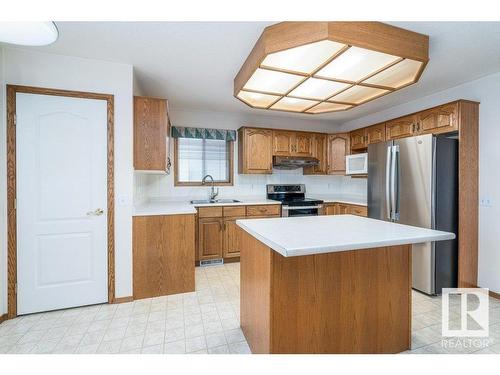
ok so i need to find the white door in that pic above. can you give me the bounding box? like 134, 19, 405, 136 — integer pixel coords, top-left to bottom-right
16, 93, 109, 315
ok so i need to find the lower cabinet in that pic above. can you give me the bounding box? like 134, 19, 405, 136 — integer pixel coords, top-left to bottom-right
197, 204, 281, 262
133, 214, 195, 300
323, 203, 367, 217
223, 217, 245, 259
198, 218, 224, 260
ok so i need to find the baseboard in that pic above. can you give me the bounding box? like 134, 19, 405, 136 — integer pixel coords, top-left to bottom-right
112, 296, 134, 304
0, 313, 8, 324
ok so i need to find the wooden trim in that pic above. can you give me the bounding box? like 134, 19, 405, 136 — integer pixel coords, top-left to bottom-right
234, 22, 429, 114
173, 138, 234, 186
111, 296, 134, 304
489, 290, 500, 300
6, 85, 115, 318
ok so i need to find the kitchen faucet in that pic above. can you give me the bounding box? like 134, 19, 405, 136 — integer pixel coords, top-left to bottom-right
202, 174, 219, 201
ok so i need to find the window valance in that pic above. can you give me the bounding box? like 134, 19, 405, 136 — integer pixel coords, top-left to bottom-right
171, 126, 237, 141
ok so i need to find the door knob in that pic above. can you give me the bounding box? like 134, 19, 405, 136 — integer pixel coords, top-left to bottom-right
87, 208, 104, 216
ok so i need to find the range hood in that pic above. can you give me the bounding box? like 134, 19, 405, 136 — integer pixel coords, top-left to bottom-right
272, 155, 319, 170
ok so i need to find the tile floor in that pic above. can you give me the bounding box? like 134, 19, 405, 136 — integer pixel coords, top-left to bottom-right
0, 262, 499, 354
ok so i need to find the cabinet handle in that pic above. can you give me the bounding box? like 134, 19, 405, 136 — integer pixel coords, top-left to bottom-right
412, 123, 416, 133
417, 122, 421, 132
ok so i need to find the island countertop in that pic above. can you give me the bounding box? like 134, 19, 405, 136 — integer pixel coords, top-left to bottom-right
236, 214, 455, 257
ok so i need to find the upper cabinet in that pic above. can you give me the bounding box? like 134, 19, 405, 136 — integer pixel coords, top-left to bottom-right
303, 133, 328, 175
134, 96, 170, 172
327, 133, 350, 175
350, 128, 367, 151
417, 102, 458, 135
238, 127, 273, 174
366, 123, 386, 145
273, 130, 313, 157
386, 114, 417, 140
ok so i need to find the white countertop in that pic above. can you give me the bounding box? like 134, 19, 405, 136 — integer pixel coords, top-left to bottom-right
133, 197, 280, 216
236, 215, 455, 257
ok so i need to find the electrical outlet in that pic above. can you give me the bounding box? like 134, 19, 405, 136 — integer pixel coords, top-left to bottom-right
480, 197, 493, 207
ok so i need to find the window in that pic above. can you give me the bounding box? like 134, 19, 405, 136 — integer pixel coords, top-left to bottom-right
175, 138, 233, 186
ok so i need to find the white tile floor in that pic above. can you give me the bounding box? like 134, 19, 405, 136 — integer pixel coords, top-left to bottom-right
0, 262, 499, 354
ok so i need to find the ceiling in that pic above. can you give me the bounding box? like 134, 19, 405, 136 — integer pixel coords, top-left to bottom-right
16, 21, 500, 125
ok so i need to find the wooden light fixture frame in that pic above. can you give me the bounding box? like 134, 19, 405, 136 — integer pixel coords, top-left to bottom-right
234, 22, 429, 114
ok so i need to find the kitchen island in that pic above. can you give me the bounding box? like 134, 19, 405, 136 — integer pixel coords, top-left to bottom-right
236, 215, 455, 354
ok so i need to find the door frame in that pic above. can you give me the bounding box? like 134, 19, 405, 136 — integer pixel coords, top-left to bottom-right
6, 84, 116, 319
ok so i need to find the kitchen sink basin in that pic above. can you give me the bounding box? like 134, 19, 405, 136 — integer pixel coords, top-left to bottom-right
190, 199, 241, 204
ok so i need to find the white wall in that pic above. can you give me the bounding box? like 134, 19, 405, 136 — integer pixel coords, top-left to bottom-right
0, 47, 6, 315
135, 107, 366, 203
341, 71, 500, 294
0, 48, 134, 311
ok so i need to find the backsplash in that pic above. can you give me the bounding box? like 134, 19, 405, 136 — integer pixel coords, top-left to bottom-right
134, 168, 367, 203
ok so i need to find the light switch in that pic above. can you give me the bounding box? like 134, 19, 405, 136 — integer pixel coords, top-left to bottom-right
480, 197, 493, 207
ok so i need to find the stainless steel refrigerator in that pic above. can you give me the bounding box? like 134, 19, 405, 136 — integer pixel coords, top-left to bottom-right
368, 134, 458, 295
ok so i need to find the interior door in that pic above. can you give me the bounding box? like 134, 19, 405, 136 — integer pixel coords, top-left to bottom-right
16, 93, 108, 315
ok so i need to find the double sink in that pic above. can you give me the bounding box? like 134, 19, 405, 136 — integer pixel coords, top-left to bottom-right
190, 199, 241, 204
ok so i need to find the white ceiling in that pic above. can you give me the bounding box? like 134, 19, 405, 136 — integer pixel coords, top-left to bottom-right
17, 21, 500, 125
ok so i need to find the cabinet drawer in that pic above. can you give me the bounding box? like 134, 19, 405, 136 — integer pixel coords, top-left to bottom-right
223, 206, 246, 217
197, 206, 223, 218
348, 205, 367, 217
246, 205, 281, 217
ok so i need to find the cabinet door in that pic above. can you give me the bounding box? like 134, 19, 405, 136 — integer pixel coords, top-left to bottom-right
347, 205, 368, 217
325, 204, 336, 215
366, 123, 386, 145
386, 114, 417, 140
327, 133, 349, 175
198, 218, 223, 260
134, 96, 169, 171
273, 130, 294, 156
304, 133, 327, 175
133, 215, 195, 299
294, 132, 313, 157
335, 204, 349, 215
418, 103, 458, 135
350, 128, 367, 151
223, 218, 244, 259
239, 128, 273, 174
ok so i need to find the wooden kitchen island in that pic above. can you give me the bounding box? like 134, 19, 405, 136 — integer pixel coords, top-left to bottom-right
236, 215, 455, 354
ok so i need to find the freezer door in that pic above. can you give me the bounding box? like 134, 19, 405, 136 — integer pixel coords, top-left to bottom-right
367, 141, 391, 221
394, 134, 435, 294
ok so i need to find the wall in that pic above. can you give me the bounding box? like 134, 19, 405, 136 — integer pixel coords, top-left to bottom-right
135, 107, 366, 203
341, 71, 500, 294
0, 48, 134, 311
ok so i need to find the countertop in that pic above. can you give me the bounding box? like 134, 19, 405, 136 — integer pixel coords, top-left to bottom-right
236, 215, 455, 257
133, 197, 280, 216
311, 195, 367, 206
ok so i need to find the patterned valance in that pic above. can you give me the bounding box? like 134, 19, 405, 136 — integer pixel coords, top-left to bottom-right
171, 126, 237, 141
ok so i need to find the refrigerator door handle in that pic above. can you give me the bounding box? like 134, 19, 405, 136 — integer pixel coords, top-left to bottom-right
386, 145, 392, 220
391, 145, 400, 221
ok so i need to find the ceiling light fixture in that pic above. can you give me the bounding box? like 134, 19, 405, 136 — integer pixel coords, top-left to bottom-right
0, 22, 58, 46
234, 22, 429, 114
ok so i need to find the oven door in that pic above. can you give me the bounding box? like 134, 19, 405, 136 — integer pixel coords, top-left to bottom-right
282, 205, 322, 217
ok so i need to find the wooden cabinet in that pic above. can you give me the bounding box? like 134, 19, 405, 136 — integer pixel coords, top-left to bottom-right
386, 114, 417, 140
133, 214, 195, 300
197, 204, 281, 262
273, 130, 294, 156
134, 96, 170, 172
366, 123, 386, 145
418, 102, 458, 135
223, 218, 244, 259
198, 218, 224, 261
273, 130, 313, 157
323, 202, 367, 217
238, 128, 273, 174
350, 128, 367, 151
304, 133, 328, 175
327, 133, 350, 175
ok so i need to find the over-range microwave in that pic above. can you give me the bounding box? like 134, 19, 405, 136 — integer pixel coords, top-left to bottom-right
345, 153, 368, 175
